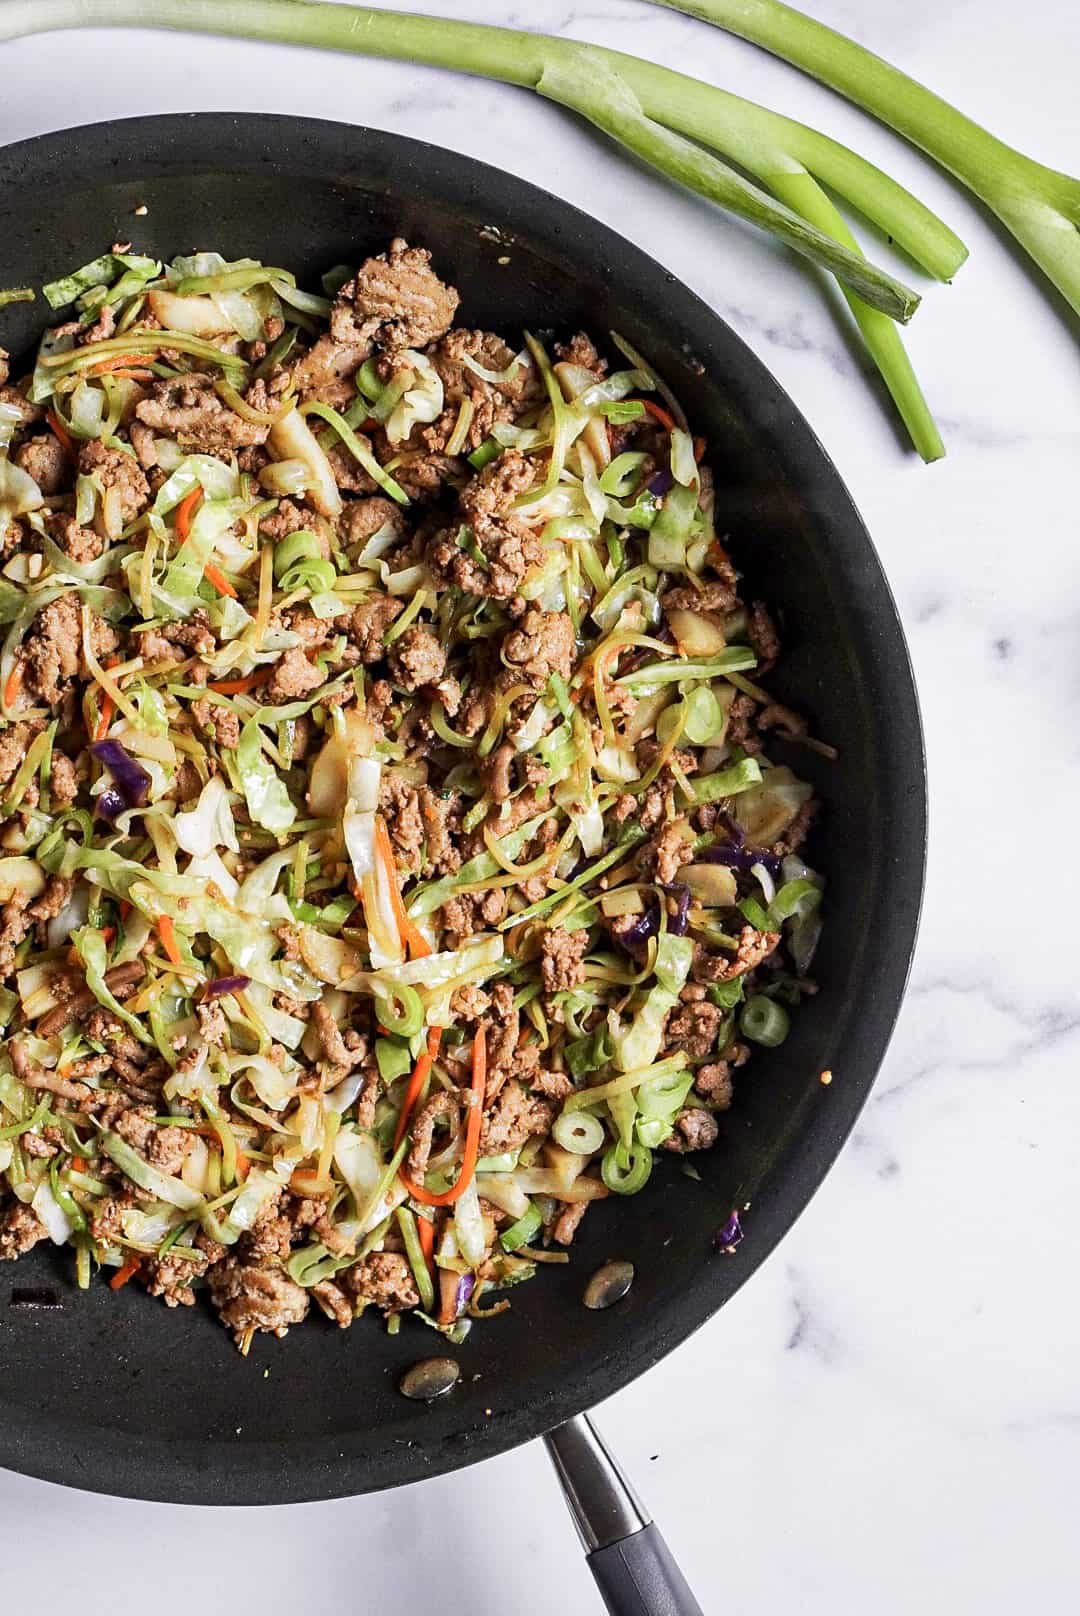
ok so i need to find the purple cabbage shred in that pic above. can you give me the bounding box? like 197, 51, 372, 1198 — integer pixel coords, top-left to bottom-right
203, 975, 251, 999
90, 739, 151, 811
716, 1211, 744, 1252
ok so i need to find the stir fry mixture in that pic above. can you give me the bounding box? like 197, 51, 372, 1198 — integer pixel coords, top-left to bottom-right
0, 238, 824, 1348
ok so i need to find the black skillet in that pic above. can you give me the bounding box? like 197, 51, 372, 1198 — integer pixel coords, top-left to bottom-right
0, 114, 926, 1613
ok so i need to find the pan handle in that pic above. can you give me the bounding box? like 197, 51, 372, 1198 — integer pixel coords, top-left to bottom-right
544, 1414, 704, 1616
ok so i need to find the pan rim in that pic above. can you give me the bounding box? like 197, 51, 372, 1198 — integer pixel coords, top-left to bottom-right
0, 111, 926, 1505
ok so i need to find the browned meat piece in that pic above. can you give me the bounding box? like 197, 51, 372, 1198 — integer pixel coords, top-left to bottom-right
748, 602, 781, 671
379, 772, 424, 874
725, 693, 763, 756
650, 820, 690, 885
481, 742, 516, 805
144, 1234, 221, 1308
77, 439, 150, 525
266, 646, 323, 703
390, 450, 462, 503
694, 1061, 735, 1107
345, 594, 403, 661
553, 1201, 589, 1246
389, 624, 446, 692
406, 1089, 465, 1183
662, 1107, 720, 1153
30, 875, 73, 925
89, 1196, 129, 1243
342, 1251, 419, 1313
190, 696, 241, 749
541, 928, 589, 994
309, 1002, 364, 1078
0, 893, 31, 978
196, 997, 228, 1046
556, 332, 607, 376
46, 511, 104, 565
0, 1202, 48, 1261
209, 1257, 310, 1342
482, 981, 519, 1101
664, 1000, 724, 1060
693, 928, 781, 984
289, 334, 369, 407
663, 579, 739, 616
239, 1197, 292, 1264
258, 497, 316, 544
478, 1080, 555, 1157
418, 786, 463, 876
331, 238, 459, 353
501, 608, 575, 686
128, 421, 158, 470
22, 1131, 58, 1159
0, 720, 43, 783
757, 702, 807, 738
135, 374, 268, 454
112, 1103, 193, 1177
337, 495, 407, 549
771, 800, 816, 857
526, 1068, 570, 1103
14, 433, 70, 495
427, 450, 543, 600
50, 752, 79, 805
426, 328, 539, 452
22, 593, 116, 706
312, 1278, 354, 1327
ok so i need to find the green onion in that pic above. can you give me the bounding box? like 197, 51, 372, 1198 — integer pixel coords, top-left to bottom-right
467, 438, 501, 470
373, 984, 424, 1038
499, 826, 647, 930
601, 1141, 653, 1194
552, 1110, 606, 1155
0, 0, 969, 454
652, 0, 1080, 323
49, 1158, 87, 1233
740, 993, 790, 1047
616, 650, 757, 689
396, 1205, 436, 1312
739, 895, 773, 931
500, 1199, 544, 1252
691, 756, 763, 804
635, 1117, 673, 1149
302, 399, 409, 505
708, 977, 745, 1010
272, 528, 323, 578
0, 287, 34, 307
768, 876, 822, 925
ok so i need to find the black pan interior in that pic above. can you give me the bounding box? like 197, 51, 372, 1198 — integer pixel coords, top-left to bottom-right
0, 115, 925, 1504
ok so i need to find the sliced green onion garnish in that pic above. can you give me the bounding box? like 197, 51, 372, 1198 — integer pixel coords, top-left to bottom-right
500, 1200, 544, 1252
552, 1110, 606, 1155
740, 994, 790, 1047
601, 1142, 653, 1194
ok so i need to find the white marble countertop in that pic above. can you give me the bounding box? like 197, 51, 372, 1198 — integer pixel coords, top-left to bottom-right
1, 2, 1078, 1611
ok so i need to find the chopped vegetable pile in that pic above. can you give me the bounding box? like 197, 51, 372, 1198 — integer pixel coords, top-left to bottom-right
0, 237, 824, 1349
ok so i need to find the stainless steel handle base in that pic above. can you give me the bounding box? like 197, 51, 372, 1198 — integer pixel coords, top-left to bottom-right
544, 1415, 704, 1616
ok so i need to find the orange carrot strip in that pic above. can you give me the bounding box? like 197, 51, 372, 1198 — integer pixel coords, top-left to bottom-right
3, 663, 23, 708
203, 562, 238, 600
640, 398, 677, 432
90, 353, 159, 375
399, 1027, 485, 1208
374, 812, 431, 961
174, 486, 203, 543
208, 669, 269, 696
71, 1156, 88, 1172
157, 915, 183, 966
93, 654, 121, 742
693, 435, 706, 463
46, 409, 75, 456
110, 1259, 140, 1291
235, 1151, 251, 1181
417, 1213, 435, 1271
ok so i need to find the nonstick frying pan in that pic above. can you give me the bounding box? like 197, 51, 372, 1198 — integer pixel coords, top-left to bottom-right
0, 113, 925, 1606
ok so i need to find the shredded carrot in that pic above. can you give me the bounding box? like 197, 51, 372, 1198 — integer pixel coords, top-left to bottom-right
3, 662, 23, 709
104, 368, 155, 381
203, 562, 238, 600
289, 1168, 332, 1197
208, 669, 269, 696
119, 900, 132, 922
400, 1026, 486, 1208
90, 353, 159, 375
93, 654, 121, 741
374, 812, 431, 961
417, 1213, 435, 1271
98, 926, 115, 945
693, 435, 706, 463
174, 486, 203, 543
706, 539, 732, 569
110, 1258, 140, 1291
393, 1026, 443, 1151
640, 398, 677, 432
46, 409, 75, 456
71, 1156, 88, 1172
157, 915, 183, 966
235, 1151, 251, 1181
